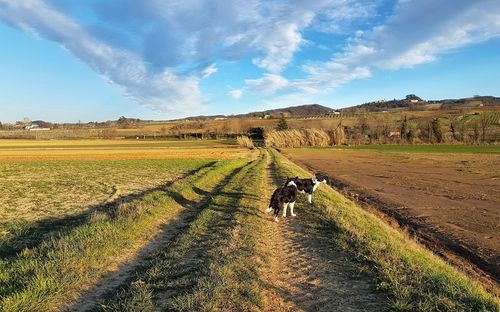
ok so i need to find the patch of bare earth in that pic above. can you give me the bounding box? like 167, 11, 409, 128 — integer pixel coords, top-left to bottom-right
258, 156, 387, 311
284, 149, 500, 289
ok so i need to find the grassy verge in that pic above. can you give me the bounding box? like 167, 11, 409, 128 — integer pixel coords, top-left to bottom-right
313, 144, 500, 154
270, 149, 499, 312
97, 151, 269, 311
0, 158, 251, 312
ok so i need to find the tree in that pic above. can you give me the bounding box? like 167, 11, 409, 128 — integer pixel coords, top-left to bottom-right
406, 129, 414, 143
276, 114, 289, 131
400, 116, 408, 139
405, 94, 423, 101
431, 118, 443, 143
478, 111, 500, 142
357, 115, 369, 135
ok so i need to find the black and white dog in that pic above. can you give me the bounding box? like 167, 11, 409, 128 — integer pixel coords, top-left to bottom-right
265, 180, 298, 221
285, 175, 328, 204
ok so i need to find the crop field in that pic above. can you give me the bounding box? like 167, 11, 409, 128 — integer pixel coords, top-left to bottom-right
0, 140, 498, 311
283, 145, 500, 287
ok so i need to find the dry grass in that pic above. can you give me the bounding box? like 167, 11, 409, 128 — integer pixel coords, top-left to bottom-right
236, 135, 255, 149
0, 139, 252, 161
265, 127, 345, 148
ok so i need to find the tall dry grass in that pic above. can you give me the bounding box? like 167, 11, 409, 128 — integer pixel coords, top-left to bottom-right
264, 127, 345, 148
236, 135, 255, 149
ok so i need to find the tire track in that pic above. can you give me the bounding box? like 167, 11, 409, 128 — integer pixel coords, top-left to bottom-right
66, 160, 248, 312
82, 158, 261, 311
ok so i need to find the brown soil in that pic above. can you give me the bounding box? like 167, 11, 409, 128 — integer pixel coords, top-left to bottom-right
258, 155, 388, 311
283, 148, 500, 287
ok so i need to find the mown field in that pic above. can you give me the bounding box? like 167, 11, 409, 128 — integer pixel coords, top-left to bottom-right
0, 140, 498, 311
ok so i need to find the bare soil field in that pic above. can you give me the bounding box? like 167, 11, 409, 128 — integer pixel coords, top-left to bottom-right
283, 147, 500, 285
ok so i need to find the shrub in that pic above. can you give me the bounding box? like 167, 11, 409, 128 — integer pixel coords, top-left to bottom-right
265, 127, 345, 148
432, 118, 444, 143
236, 135, 254, 149
276, 115, 289, 131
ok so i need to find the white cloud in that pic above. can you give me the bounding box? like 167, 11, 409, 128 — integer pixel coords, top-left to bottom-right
245, 74, 289, 95
0, 0, 205, 114
201, 63, 218, 78
1, 0, 499, 115
292, 0, 500, 94
0, 0, 374, 114
229, 89, 243, 99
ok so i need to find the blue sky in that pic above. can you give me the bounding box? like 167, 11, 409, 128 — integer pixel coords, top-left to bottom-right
0, 0, 499, 123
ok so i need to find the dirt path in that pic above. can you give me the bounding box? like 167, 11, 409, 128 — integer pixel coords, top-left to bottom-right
259, 154, 388, 311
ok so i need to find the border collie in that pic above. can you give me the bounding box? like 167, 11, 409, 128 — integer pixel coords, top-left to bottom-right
285, 175, 327, 204
265, 181, 298, 221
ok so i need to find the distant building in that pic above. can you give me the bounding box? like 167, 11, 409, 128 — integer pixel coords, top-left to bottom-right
25, 124, 38, 130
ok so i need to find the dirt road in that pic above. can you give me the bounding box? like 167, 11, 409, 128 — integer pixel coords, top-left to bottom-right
68, 151, 388, 311
258, 156, 388, 311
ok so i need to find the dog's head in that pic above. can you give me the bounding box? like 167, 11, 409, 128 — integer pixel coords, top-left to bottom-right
286, 180, 297, 188
313, 174, 328, 184
284, 176, 298, 186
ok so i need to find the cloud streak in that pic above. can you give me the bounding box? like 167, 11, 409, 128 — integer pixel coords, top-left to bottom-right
1, 0, 499, 113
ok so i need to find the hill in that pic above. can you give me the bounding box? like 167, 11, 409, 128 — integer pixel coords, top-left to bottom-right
181, 104, 335, 120
348, 95, 500, 112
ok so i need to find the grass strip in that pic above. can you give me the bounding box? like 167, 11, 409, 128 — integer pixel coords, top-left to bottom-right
310, 144, 500, 154
0, 158, 250, 312
97, 151, 269, 312
270, 148, 499, 312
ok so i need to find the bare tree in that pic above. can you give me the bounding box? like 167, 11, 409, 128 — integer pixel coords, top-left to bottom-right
478, 112, 500, 142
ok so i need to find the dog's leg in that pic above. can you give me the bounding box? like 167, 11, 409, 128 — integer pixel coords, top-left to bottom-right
282, 202, 289, 217
307, 193, 312, 204
273, 207, 279, 222
265, 206, 273, 213
290, 201, 296, 216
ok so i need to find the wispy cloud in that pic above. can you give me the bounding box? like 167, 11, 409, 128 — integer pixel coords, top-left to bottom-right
0, 0, 205, 114
245, 74, 290, 95
294, 0, 500, 93
0, 0, 374, 112
1, 0, 498, 113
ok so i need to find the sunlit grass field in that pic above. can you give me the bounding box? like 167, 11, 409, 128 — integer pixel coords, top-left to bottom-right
0, 139, 251, 257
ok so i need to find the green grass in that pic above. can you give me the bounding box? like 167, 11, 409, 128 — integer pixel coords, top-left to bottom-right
0, 158, 213, 258
97, 151, 269, 311
271, 149, 499, 311
0, 158, 250, 312
314, 144, 500, 154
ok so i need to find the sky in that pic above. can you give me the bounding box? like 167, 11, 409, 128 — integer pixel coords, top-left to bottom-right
0, 0, 499, 123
